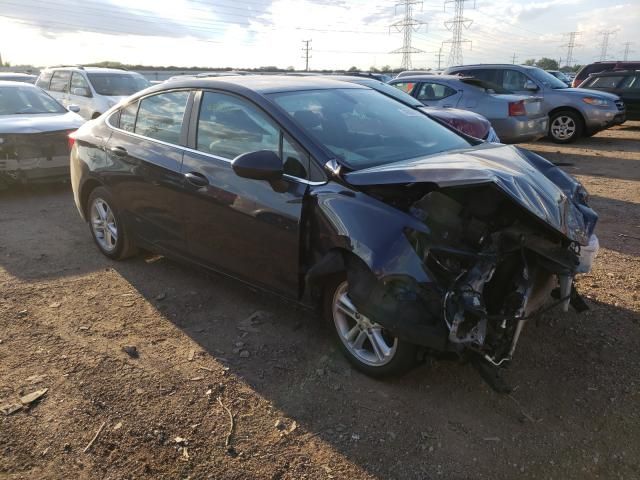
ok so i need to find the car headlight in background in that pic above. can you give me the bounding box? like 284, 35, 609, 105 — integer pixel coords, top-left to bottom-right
582, 97, 608, 106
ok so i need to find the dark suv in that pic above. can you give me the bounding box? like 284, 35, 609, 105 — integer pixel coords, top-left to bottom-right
581, 70, 640, 120
573, 61, 640, 88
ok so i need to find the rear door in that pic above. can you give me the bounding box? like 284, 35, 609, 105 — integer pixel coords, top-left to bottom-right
180, 90, 310, 297
414, 81, 461, 107
48, 70, 71, 106
105, 90, 192, 254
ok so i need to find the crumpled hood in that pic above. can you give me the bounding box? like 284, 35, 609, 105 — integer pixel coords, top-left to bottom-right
0, 112, 84, 134
344, 144, 597, 244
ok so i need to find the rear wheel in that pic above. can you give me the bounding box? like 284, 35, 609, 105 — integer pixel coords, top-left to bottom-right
323, 275, 417, 377
87, 187, 137, 260
548, 110, 583, 143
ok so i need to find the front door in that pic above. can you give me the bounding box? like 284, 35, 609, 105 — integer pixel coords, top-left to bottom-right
105, 90, 192, 255
180, 90, 310, 297
69, 72, 94, 119
48, 70, 70, 106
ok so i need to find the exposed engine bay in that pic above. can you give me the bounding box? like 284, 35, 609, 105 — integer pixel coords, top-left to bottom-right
342, 178, 597, 387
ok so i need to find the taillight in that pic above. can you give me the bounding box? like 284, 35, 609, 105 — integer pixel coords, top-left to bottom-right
68, 130, 77, 151
508, 100, 526, 116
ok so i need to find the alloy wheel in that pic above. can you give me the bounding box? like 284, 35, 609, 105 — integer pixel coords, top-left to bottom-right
90, 198, 118, 252
550, 115, 576, 141
332, 281, 398, 367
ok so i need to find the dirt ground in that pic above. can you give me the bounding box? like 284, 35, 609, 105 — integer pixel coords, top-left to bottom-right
1, 122, 639, 480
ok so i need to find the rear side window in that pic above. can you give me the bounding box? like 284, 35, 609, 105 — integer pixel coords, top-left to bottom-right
35, 71, 53, 89
392, 82, 415, 94
502, 70, 530, 90
134, 91, 189, 144
416, 82, 456, 100
49, 71, 71, 93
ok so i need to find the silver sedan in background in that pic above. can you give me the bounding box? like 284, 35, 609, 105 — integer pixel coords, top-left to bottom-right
389, 75, 548, 144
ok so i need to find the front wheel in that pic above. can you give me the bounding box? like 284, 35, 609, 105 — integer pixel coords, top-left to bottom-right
323, 276, 418, 377
548, 110, 583, 143
87, 187, 137, 260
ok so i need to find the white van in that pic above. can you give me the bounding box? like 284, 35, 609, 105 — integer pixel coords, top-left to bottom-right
36, 66, 149, 120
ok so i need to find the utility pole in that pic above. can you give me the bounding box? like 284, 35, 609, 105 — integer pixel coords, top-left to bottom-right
623, 41, 633, 61
435, 47, 444, 69
598, 30, 615, 61
389, 0, 427, 70
301, 39, 312, 72
511, 53, 517, 64
442, 0, 475, 67
561, 31, 581, 68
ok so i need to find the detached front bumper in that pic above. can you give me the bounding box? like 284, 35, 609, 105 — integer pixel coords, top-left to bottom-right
491, 115, 548, 144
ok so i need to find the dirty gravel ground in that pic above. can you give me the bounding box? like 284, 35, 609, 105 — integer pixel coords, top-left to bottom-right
1, 122, 639, 480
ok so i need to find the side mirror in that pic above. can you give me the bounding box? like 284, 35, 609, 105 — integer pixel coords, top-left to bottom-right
72, 87, 91, 97
524, 80, 539, 91
67, 104, 81, 113
232, 150, 283, 181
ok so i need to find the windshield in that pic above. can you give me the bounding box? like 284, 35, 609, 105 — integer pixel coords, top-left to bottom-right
528, 68, 568, 89
87, 73, 150, 96
269, 88, 471, 170
0, 85, 66, 115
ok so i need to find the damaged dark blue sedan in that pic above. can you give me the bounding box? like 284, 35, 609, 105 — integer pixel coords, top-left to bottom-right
70, 76, 598, 386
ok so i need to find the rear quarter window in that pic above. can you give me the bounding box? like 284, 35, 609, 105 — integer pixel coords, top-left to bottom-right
35, 71, 53, 89
392, 82, 415, 94
134, 91, 190, 144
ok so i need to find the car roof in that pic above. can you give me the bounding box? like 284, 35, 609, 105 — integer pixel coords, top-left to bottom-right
44, 66, 135, 74
390, 74, 462, 82
588, 69, 639, 76
448, 64, 539, 71
154, 75, 366, 94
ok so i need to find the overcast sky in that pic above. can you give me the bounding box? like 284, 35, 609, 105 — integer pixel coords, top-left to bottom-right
0, 0, 637, 70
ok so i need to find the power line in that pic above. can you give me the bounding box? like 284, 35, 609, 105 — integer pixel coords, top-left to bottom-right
389, 0, 427, 70
302, 39, 312, 71
598, 30, 615, 61
622, 41, 634, 61
442, 0, 475, 67
561, 31, 581, 67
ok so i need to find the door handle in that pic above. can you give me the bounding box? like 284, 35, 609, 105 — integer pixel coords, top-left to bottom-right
184, 171, 209, 187
110, 146, 128, 157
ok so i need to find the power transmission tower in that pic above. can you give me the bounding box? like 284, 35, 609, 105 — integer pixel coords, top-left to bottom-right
443, 0, 475, 67
598, 30, 615, 61
623, 41, 634, 61
561, 31, 581, 67
301, 40, 312, 71
435, 47, 444, 69
389, 0, 427, 70
511, 53, 517, 64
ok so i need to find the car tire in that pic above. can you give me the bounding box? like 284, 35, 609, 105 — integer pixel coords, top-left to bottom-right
548, 110, 583, 143
87, 187, 137, 260
323, 274, 418, 377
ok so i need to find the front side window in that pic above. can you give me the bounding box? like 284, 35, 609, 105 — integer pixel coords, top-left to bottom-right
416, 82, 456, 101
87, 73, 149, 96
70, 72, 91, 96
196, 91, 279, 160
269, 88, 471, 171
49, 70, 71, 93
135, 91, 189, 144
0, 85, 66, 115
502, 70, 530, 90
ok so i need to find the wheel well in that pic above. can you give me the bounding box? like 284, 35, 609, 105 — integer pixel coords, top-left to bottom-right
548, 106, 585, 126
79, 179, 102, 218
